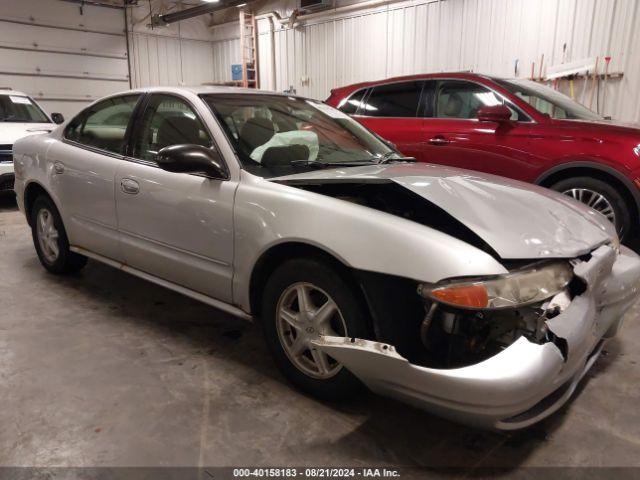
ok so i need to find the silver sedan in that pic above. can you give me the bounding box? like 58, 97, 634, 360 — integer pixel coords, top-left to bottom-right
12, 86, 640, 430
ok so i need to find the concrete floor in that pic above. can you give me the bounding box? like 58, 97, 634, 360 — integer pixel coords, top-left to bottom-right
2, 193, 640, 474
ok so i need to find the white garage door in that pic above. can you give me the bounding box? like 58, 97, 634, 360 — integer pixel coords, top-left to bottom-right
0, 0, 129, 118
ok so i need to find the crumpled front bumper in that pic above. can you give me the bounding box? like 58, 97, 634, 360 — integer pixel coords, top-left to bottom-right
314, 245, 640, 430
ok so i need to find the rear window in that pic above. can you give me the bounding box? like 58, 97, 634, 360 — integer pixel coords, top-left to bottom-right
359, 81, 423, 117
65, 95, 140, 154
337, 89, 367, 115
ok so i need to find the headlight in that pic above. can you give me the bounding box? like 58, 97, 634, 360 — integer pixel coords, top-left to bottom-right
634, 144, 640, 157
418, 262, 573, 309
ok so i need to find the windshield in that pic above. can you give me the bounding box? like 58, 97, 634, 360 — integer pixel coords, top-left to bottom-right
202, 94, 395, 178
494, 79, 602, 121
0, 95, 50, 123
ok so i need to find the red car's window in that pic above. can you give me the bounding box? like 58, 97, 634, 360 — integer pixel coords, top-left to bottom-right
337, 89, 367, 115
433, 80, 526, 121
359, 81, 423, 118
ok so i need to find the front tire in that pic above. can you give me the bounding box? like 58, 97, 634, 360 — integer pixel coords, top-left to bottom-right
550, 176, 632, 240
261, 258, 370, 401
31, 195, 87, 274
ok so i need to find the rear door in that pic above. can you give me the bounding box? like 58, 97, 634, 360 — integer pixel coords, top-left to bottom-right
421, 79, 536, 178
351, 80, 427, 161
47, 94, 141, 260
115, 93, 236, 303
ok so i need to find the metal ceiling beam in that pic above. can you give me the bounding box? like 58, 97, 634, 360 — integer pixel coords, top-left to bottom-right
58, 0, 138, 10
151, 1, 249, 27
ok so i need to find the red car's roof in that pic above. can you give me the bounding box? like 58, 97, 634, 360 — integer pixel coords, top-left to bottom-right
329, 72, 502, 96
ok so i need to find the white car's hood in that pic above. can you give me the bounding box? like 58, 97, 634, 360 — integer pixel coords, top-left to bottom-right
272, 162, 614, 259
0, 123, 55, 144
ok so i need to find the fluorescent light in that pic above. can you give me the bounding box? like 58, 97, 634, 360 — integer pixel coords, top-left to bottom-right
236, 3, 247, 6
202, 0, 220, 3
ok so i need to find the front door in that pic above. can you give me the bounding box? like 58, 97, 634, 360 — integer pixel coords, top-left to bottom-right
421, 80, 537, 180
115, 93, 237, 303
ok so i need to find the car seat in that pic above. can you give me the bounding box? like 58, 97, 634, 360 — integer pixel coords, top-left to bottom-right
156, 116, 206, 150
240, 117, 276, 152
442, 92, 463, 118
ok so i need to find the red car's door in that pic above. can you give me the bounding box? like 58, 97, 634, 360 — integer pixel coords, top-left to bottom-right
348, 80, 427, 161
421, 79, 540, 181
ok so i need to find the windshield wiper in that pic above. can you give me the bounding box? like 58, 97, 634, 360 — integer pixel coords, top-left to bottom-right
288, 159, 377, 168
376, 151, 417, 164
289, 159, 329, 167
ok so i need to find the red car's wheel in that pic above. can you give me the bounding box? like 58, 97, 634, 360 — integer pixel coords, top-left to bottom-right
551, 176, 631, 240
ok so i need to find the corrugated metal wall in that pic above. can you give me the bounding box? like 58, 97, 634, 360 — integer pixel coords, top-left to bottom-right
0, 0, 129, 117
127, 3, 224, 89
236, 0, 640, 122
128, 32, 218, 87
210, 22, 241, 83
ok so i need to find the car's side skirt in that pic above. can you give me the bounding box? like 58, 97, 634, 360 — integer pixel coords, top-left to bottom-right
70, 245, 253, 322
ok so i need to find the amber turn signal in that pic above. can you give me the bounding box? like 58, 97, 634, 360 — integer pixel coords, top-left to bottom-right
430, 284, 489, 308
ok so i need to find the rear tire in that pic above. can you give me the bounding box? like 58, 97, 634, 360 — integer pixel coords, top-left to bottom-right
31, 195, 87, 274
550, 176, 632, 241
261, 257, 370, 401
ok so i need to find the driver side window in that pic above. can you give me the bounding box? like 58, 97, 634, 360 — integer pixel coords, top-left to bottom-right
513, 91, 568, 119
435, 81, 524, 121
133, 95, 211, 162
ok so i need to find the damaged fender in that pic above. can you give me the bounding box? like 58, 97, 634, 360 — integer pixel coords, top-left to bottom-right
313, 245, 640, 430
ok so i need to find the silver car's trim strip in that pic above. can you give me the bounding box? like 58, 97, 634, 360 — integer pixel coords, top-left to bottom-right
62, 138, 126, 160
70, 246, 252, 321
73, 213, 118, 231
119, 228, 231, 267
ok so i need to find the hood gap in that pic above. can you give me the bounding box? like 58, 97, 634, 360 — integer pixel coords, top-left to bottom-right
285, 181, 503, 261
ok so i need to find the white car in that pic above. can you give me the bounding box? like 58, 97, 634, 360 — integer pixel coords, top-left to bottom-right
0, 89, 61, 192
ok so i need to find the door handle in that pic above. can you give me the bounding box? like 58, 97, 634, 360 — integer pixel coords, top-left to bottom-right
429, 136, 449, 146
121, 178, 140, 195
53, 161, 65, 174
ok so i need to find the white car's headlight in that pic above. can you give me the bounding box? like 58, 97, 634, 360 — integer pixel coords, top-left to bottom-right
418, 262, 573, 310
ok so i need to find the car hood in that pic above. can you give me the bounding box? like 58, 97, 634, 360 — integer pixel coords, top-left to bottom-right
0, 123, 55, 144
271, 163, 614, 259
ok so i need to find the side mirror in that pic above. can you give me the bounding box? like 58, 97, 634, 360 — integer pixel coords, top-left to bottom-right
51, 113, 65, 124
156, 144, 228, 179
477, 105, 512, 123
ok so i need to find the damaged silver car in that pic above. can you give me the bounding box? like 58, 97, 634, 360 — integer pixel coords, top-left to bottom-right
13, 87, 640, 430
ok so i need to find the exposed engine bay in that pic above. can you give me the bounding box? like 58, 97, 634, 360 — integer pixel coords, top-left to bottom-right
283, 180, 501, 259
287, 179, 588, 369
416, 297, 562, 368
358, 276, 581, 370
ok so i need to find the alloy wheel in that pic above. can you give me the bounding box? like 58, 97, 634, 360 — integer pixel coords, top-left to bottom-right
275, 282, 348, 379
36, 208, 60, 263
562, 188, 617, 226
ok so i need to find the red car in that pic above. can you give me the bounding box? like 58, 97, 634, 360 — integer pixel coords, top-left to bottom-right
326, 72, 640, 243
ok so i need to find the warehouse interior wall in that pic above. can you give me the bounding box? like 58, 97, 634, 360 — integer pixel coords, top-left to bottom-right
126, 1, 222, 89
210, 0, 640, 122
